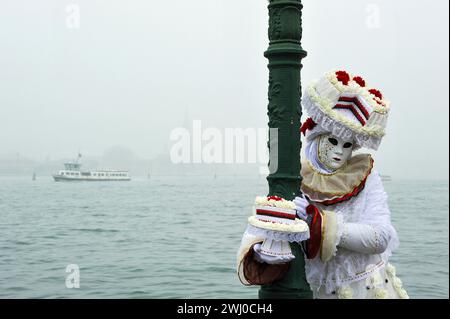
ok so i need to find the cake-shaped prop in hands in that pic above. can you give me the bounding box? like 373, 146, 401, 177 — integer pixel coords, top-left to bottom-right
247, 196, 310, 259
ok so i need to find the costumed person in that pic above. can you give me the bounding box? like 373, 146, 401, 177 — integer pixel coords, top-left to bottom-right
237, 70, 409, 299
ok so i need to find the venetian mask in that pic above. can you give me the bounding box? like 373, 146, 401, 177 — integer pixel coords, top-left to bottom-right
317, 134, 354, 170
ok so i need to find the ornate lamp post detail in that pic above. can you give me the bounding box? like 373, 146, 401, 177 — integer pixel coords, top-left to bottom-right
260, 0, 311, 299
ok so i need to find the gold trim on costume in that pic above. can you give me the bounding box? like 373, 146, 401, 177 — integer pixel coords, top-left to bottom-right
301, 154, 373, 201
320, 210, 339, 263
306, 158, 348, 177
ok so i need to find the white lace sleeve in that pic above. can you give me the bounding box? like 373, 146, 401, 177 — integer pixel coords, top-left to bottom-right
338, 171, 399, 258
339, 223, 390, 254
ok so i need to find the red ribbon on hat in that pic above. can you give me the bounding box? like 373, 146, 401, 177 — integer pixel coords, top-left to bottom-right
300, 118, 317, 136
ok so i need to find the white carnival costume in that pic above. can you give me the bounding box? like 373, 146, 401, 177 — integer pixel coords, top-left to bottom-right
237, 70, 409, 299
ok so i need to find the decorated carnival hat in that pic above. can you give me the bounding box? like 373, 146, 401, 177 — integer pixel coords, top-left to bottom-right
301, 70, 390, 150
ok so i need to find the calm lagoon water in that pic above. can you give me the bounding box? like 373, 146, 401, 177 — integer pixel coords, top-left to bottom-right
0, 176, 448, 299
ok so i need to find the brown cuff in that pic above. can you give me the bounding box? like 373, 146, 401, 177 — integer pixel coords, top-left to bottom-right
242, 243, 291, 286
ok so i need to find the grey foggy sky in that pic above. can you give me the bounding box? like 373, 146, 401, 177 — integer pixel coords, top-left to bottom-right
0, 0, 448, 179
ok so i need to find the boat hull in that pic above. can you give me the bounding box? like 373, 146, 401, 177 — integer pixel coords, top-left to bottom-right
53, 175, 131, 182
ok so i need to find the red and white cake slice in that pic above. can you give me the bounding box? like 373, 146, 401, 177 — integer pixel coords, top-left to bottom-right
255, 205, 297, 225
254, 196, 297, 225
249, 196, 308, 234
247, 196, 310, 257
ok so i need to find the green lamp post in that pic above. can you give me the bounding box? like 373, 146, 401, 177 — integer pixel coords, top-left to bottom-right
260, 0, 311, 299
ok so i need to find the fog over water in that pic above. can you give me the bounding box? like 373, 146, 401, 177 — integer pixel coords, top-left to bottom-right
0, 0, 448, 180
0, 0, 448, 300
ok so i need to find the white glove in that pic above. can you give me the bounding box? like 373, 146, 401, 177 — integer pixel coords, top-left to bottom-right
253, 243, 295, 265
293, 195, 309, 220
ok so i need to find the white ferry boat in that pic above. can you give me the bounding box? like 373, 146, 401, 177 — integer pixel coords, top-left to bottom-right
53, 156, 130, 182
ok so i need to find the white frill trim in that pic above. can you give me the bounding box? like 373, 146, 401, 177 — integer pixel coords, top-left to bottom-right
332, 213, 345, 259
245, 224, 310, 243
381, 223, 400, 263
302, 89, 383, 150
305, 251, 385, 294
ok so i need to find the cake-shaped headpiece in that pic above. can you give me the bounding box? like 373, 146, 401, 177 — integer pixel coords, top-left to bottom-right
301, 70, 390, 150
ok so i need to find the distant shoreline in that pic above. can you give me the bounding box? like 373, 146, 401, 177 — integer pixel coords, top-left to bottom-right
0, 174, 449, 183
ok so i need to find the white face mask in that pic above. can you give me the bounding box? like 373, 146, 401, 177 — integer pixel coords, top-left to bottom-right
317, 134, 354, 170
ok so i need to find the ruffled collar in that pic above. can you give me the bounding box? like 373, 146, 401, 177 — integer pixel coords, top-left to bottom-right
301, 154, 374, 206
